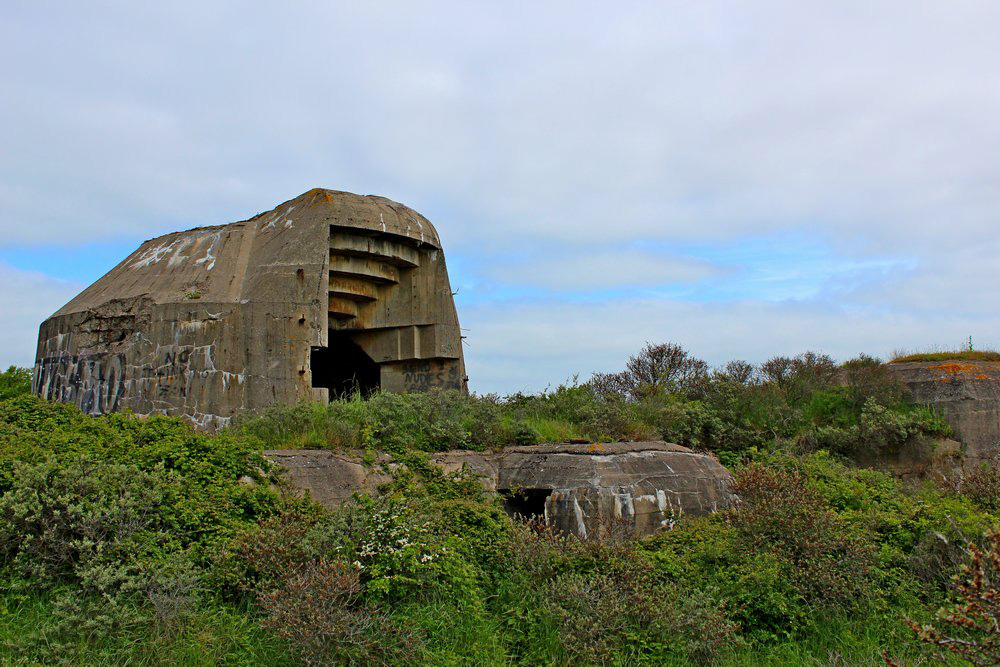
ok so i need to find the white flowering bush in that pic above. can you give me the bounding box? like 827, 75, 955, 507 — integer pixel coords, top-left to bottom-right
351, 500, 477, 603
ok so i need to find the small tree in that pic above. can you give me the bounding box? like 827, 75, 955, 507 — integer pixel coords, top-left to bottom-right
908, 530, 1000, 666
0, 366, 31, 401
760, 352, 837, 405
591, 342, 708, 401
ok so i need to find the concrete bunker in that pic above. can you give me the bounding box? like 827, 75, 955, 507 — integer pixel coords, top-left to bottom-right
265, 441, 737, 540
33, 189, 468, 430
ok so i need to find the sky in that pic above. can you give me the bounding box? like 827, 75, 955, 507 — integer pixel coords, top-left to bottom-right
2, 1, 999, 394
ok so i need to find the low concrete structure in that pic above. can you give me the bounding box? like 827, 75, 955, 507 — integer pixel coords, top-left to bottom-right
33, 189, 467, 430
265, 441, 736, 539
887, 361, 1000, 467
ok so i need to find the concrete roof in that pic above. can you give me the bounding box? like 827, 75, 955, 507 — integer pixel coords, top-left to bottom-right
51, 188, 442, 318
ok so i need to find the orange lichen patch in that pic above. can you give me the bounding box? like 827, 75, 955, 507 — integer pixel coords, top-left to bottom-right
928, 364, 979, 376
586, 443, 607, 454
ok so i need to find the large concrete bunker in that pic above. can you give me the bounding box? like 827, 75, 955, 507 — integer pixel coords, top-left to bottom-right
33, 189, 467, 430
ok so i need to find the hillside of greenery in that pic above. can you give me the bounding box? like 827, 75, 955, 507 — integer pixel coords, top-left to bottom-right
0, 348, 998, 666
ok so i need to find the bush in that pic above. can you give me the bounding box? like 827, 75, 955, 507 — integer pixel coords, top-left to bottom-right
544, 569, 739, 664
638, 393, 722, 449
799, 397, 950, 457
909, 530, 1000, 666
840, 353, 904, 410
760, 351, 838, 406
727, 464, 877, 607
259, 560, 422, 667
591, 341, 709, 401
231, 390, 512, 452
964, 460, 1000, 512
499, 516, 742, 664
229, 400, 366, 450
0, 458, 171, 583
0, 366, 31, 401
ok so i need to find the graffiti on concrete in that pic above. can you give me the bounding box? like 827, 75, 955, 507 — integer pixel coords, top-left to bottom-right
34, 352, 127, 415
401, 359, 463, 391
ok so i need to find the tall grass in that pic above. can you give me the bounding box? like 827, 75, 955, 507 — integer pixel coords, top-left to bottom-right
0, 592, 293, 666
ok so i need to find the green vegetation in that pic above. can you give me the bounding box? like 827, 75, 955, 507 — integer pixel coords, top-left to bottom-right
0, 366, 30, 401
1, 346, 998, 664
231, 347, 951, 469
891, 350, 1000, 363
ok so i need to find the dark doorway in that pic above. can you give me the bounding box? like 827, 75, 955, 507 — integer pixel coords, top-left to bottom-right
310, 332, 380, 398
500, 488, 552, 520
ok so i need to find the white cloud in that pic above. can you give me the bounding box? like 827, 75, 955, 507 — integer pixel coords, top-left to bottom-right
2, 1, 998, 253
0, 263, 82, 369
485, 249, 717, 290
2, 1, 999, 392
461, 297, 1000, 394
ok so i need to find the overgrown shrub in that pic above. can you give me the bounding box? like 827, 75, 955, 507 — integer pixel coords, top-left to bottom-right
840, 353, 904, 410
964, 459, 1000, 512
799, 397, 950, 457
231, 390, 514, 452
259, 560, 422, 667
0, 366, 31, 401
591, 341, 709, 401
0, 457, 216, 658
760, 351, 838, 406
0, 459, 170, 582
909, 530, 1000, 666
0, 396, 296, 662
728, 464, 877, 607
638, 393, 722, 449
500, 517, 742, 664
546, 566, 740, 664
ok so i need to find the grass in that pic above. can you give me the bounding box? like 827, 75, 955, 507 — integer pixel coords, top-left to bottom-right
0, 592, 294, 666
718, 614, 955, 666
890, 350, 1000, 363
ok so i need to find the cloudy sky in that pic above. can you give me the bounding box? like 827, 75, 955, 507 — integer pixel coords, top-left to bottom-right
2, 1, 999, 394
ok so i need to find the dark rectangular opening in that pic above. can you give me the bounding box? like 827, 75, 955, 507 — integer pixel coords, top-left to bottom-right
310, 333, 381, 399
500, 488, 552, 520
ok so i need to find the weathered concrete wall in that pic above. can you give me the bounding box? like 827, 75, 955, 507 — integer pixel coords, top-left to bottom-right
497, 442, 735, 538
33, 189, 467, 430
853, 438, 964, 484
887, 361, 1000, 467
265, 441, 736, 539
263, 450, 394, 507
